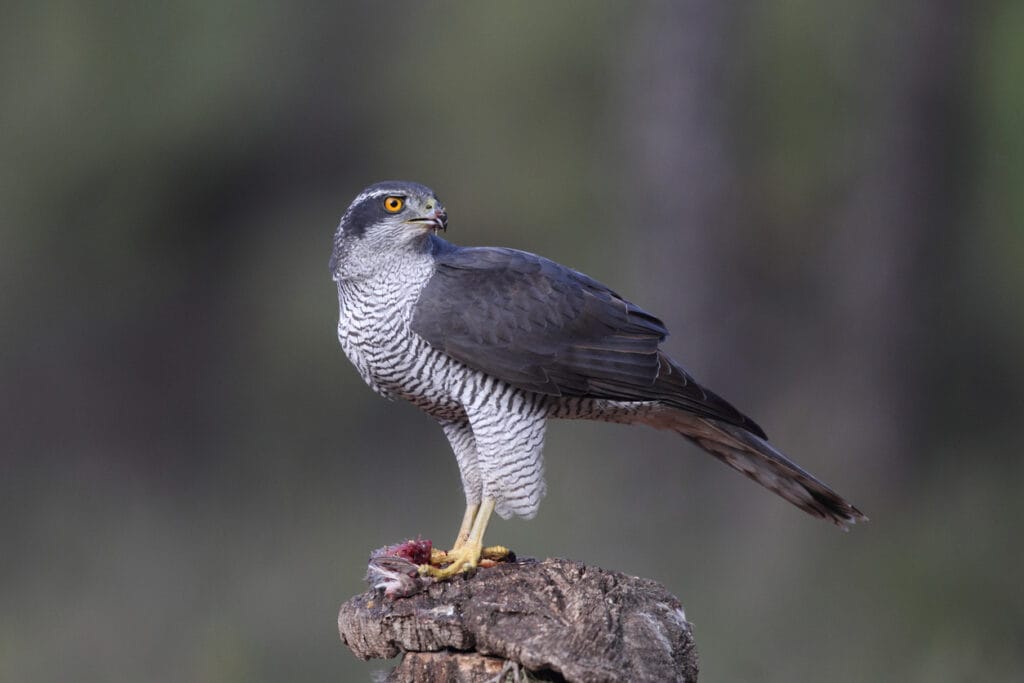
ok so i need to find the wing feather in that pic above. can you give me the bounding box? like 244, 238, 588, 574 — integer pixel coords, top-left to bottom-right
412, 238, 765, 437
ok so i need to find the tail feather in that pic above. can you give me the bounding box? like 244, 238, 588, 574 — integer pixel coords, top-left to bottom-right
673, 416, 867, 529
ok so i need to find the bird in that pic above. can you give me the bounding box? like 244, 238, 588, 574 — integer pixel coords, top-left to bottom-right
330, 180, 866, 578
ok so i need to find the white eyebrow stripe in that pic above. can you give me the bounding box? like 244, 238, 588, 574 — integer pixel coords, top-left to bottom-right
351, 188, 403, 204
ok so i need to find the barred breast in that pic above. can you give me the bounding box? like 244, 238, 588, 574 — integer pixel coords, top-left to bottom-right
335, 258, 467, 422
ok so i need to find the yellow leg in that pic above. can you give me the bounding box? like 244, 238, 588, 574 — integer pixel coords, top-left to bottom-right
421, 498, 497, 579
430, 502, 480, 566
451, 502, 479, 552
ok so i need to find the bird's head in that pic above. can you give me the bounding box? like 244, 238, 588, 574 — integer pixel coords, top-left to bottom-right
331, 180, 448, 280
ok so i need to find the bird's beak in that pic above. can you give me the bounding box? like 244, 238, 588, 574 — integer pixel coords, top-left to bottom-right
408, 208, 448, 233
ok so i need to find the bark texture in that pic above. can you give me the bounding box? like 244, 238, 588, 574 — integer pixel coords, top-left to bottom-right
339, 557, 698, 682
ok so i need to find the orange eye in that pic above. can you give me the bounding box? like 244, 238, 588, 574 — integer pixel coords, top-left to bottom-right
383, 196, 404, 213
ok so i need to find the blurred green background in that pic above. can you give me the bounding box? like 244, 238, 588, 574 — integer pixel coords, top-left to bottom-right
2, 2, 1022, 681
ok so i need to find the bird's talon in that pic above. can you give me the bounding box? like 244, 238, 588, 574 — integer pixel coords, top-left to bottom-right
481, 545, 513, 562
417, 542, 483, 579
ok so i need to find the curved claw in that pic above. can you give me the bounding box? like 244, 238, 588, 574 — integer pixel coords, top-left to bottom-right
418, 499, 506, 581
481, 545, 512, 561
418, 541, 482, 579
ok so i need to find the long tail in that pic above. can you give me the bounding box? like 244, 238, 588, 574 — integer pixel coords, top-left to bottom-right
669, 414, 867, 529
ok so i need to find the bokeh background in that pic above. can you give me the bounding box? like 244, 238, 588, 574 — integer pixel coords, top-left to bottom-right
2, 2, 1022, 681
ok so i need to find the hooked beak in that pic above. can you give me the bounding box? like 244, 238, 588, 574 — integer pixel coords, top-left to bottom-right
408, 208, 447, 233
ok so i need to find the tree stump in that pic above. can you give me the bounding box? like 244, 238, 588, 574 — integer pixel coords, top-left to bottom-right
338, 557, 698, 682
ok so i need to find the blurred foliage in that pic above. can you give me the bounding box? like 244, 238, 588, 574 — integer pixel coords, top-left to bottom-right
1, 2, 1022, 682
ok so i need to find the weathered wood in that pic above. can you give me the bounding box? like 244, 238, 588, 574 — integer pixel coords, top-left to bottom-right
339, 557, 698, 682
387, 652, 511, 682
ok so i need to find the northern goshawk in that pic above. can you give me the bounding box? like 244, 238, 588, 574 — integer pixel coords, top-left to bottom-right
330, 180, 865, 578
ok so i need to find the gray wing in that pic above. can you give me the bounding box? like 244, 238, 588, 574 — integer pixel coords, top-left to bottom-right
412, 239, 766, 438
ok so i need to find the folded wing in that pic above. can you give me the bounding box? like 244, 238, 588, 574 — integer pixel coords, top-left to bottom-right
412, 240, 766, 438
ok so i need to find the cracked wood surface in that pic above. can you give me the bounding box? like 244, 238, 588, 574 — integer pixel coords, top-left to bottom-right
338, 557, 698, 682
